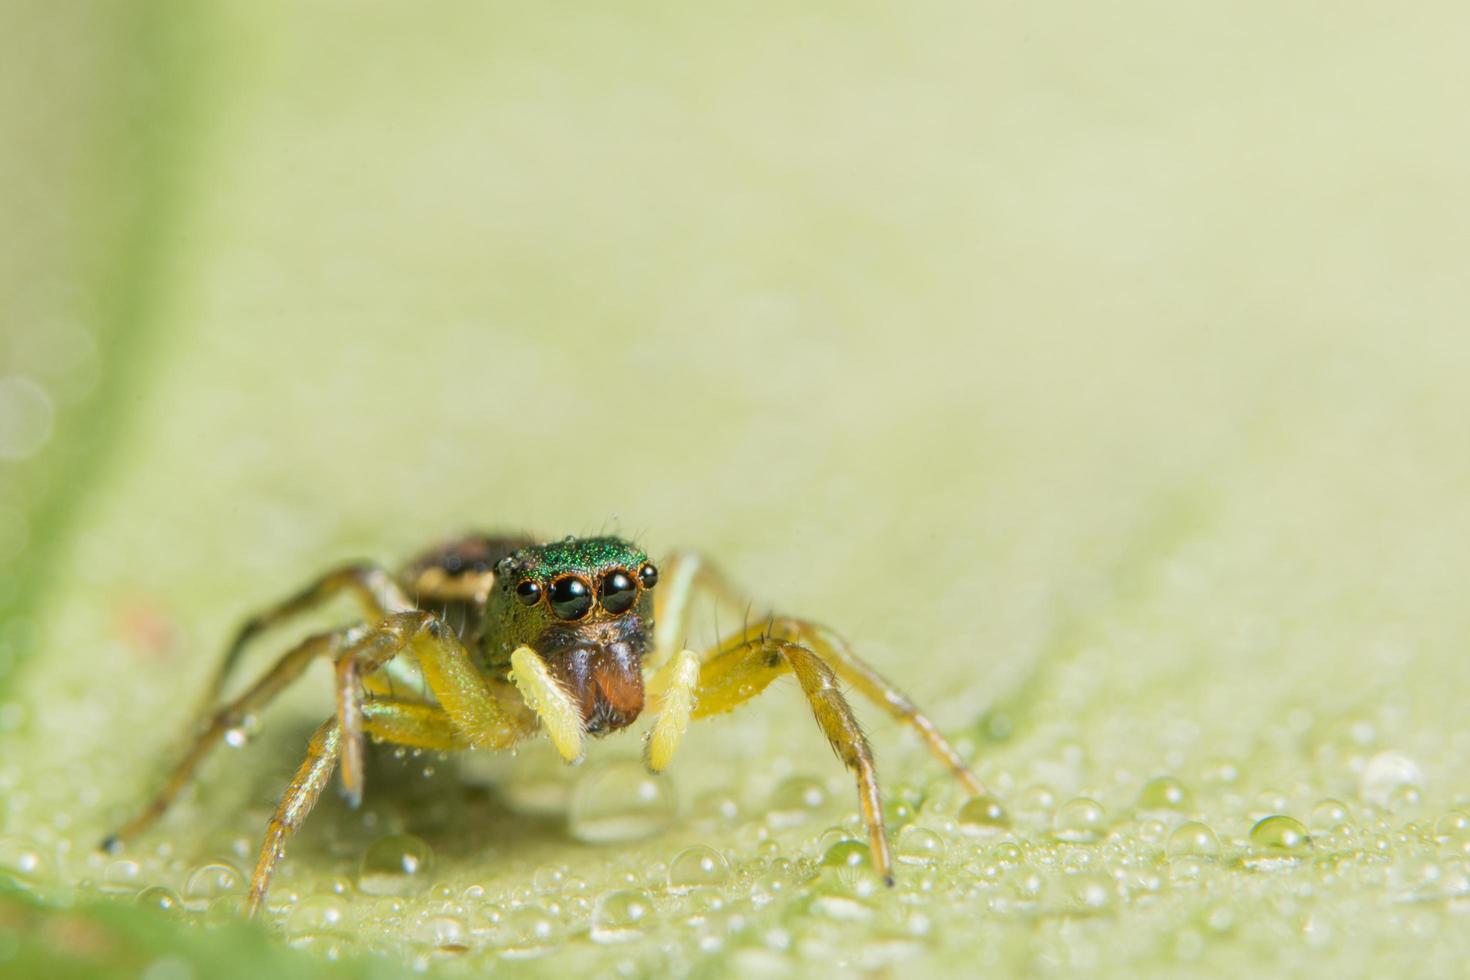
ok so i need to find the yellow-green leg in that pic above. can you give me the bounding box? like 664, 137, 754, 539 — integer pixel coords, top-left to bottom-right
333, 611, 540, 806
649, 551, 746, 672
761, 618, 985, 796
649, 560, 985, 797
691, 631, 897, 885
245, 698, 511, 917
102, 629, 344, 851
246, 716, 339, 916
199, 562, 412, 715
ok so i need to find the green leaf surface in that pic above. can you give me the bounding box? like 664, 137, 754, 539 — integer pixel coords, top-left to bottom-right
4, 2, 1470, 976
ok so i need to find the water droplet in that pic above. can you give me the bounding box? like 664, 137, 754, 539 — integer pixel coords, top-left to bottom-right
767, 776, 828, 827
102, 859, 142, 890
358, 833, 434, 896
590, 888, 655, 943
1137, 776, 1192, 812
224, 727, 248, 749
668, 845, 730, 891
1137, 818, 1168, 845
531, 865, 565, 893
136, 885, 181, 912
1250, 815, 1311, 853
1053, 798, 1107, 843
1015, 783, 1058, 821
691, 790, 741, 826
1065, 871, 1113, 909
492, 903, 560, 955
821, 839, 872, 871
1309, 799, 1352, 833
205, 894, 246, 925
0, 835, 47, 886
958, 795, 1010, 835
184, 860, 243, 900
1166, 822, 1220, 858
287, 895, 347, 933
1434, 810, 1470, 842
1360, 751, 1423, 809
415, 915, 467, 949
568, 758, 677, 843
896, 826, 945, 866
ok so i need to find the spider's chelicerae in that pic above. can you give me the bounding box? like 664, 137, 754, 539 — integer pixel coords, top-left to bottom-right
104, 534, 984, 915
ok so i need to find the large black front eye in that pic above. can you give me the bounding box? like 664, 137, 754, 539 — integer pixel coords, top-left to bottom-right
600, 569, 638, 614
548, 576, 593, 620
514, 579, 542, 606
638, 563, 659, 589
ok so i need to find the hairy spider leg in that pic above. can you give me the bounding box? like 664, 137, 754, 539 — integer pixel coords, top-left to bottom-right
691, 631, 897, 884
243, 699, 482, 916
759, 618, 986, 796
245, 677, 534, 919
334, 611, 538, 806
649, 551, 747, 672
199, 563, 414, 717
246, 716, 338, 916
101, 628, 347, 851
360, 698, 473, 751
647, 555, 985, 797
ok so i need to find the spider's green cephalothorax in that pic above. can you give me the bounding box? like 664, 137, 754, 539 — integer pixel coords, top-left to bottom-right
488, 536, 658, 734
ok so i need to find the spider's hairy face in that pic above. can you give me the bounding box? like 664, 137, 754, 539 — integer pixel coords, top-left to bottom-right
491, 536, 659, 734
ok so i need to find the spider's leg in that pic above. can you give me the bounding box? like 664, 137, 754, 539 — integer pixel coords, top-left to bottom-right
246, 717, 339, 917
360, 698, 473, 751
102, 628, 344, 851
644, 649, 700, 772
509, 646, 585, 763
245, 698, 524, 917
649, 551, 745, 672
692, 632, 896, 885
334, 610, 540, 805
199, 562, 412, 716
764, 618, 985, 796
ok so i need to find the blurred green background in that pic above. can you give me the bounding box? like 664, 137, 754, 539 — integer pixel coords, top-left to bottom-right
4, 1, 1470, 976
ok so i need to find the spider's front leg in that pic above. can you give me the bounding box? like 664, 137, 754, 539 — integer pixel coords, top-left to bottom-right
645, 554, 987, 884
647, 553, 985, 798
199, 562, 413, 717
332, 611, 540, 805
244, 698, 475, 916
246, 615, 539, 917
692, 629, 897, 883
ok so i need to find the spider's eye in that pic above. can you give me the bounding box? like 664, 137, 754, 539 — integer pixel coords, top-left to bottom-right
514, 579, 542, 606
548, 576, 593, 620
600, 569, 638, 614
638, 563, 659, 589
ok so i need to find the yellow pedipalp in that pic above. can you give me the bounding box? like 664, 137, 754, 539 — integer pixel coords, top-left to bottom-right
646, 649, 700, 773
509, 645, 585, 763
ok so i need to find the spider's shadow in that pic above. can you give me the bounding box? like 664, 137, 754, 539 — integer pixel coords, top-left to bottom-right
240, 719, 585, 882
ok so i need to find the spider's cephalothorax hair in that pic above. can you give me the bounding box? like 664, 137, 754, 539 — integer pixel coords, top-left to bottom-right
486, 536, 657, 734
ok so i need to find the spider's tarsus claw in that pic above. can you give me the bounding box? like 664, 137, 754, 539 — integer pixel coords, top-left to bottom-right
883, 873, 896, 888
99, 834, 121, 854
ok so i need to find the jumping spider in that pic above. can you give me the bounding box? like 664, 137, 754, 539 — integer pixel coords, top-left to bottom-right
104, 534, 984, 915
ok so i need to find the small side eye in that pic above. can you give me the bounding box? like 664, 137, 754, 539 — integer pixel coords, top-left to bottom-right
514, 579, 542, 606
548, 576, 593, 620
638, 563, 659, 589
600, 569, 638, 614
